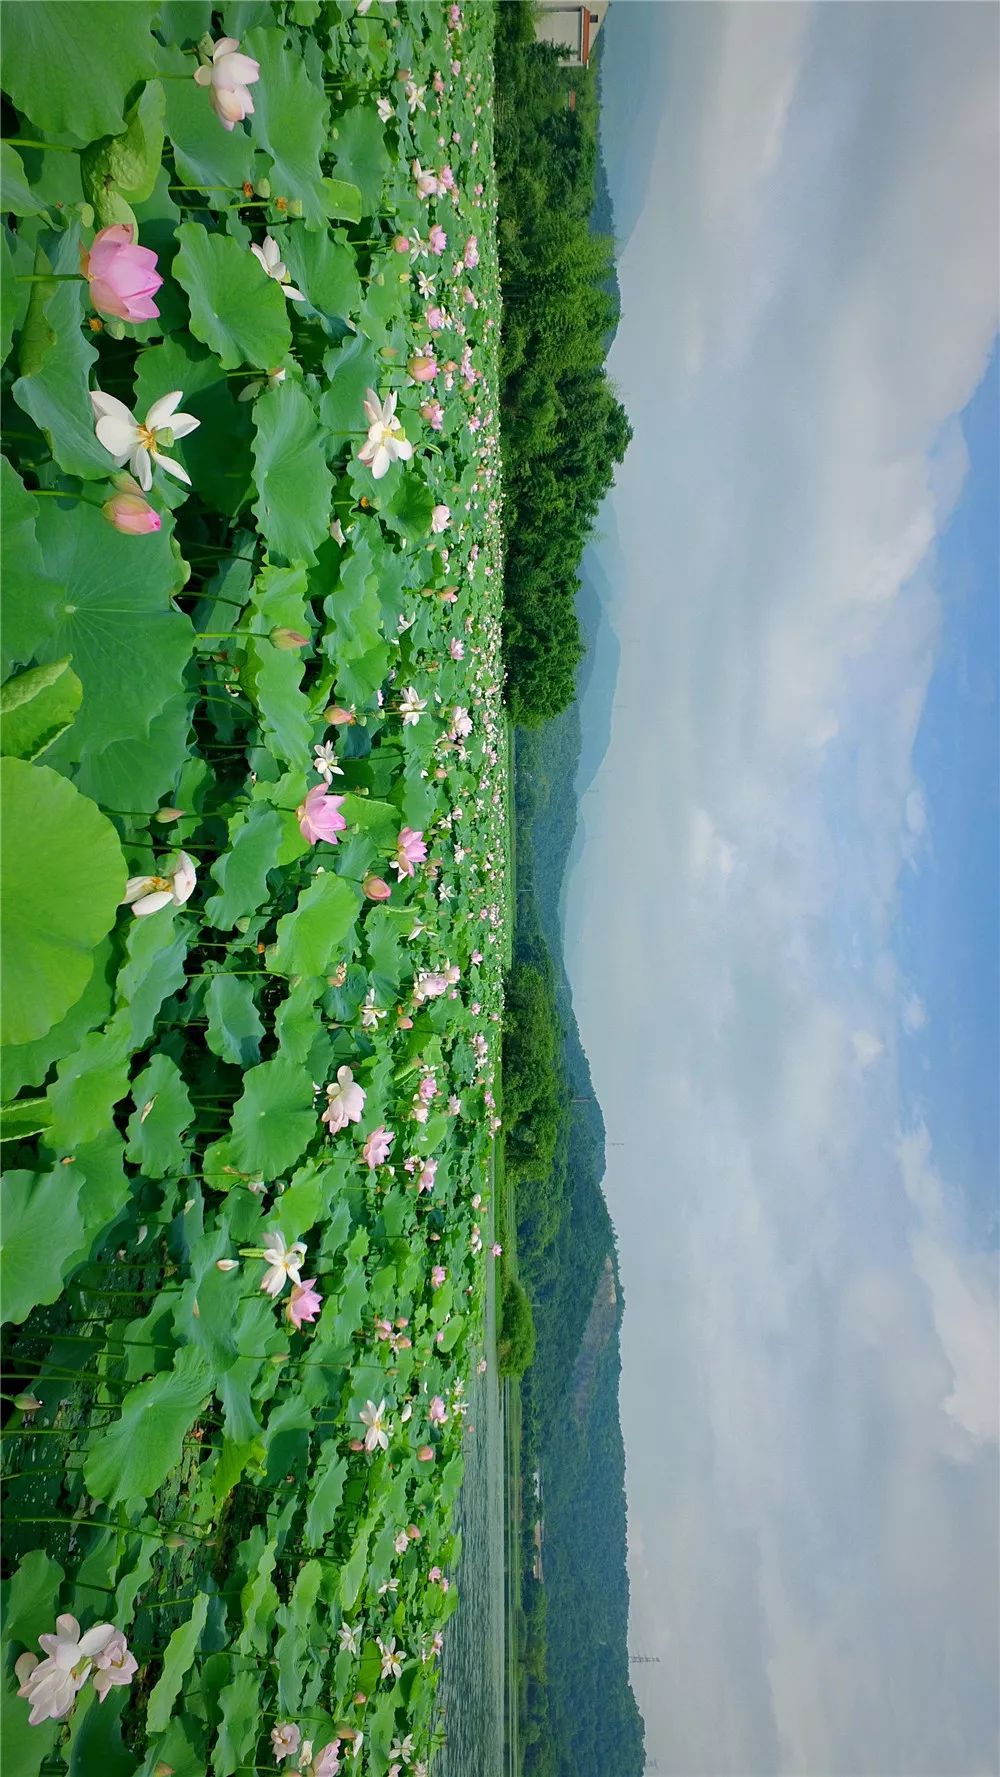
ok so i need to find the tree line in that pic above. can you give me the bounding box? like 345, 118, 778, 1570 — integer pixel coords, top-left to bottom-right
495, 2, 632, 725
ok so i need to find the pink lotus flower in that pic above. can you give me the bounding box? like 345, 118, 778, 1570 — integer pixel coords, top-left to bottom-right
15, 1616, 120, 1725
363, 874, 392, 901
491, 1242, 503, 1257
431, 1265, 447, 1287
363, 1125, 394, 1168
421, 400, 444, 431
194, 35, 260, 131
102, 476, 161, 536
394, 827, 427, 879
313, 1745, 342, 1777
83, 225, 161, 322
286, 1278, 322, 1329
431, 504, 450, 533
449, 638, 465, 660
426, 306, 446, 331
322, 1066, 366, 1132
463, 235, 479, 269
297, 784, 346, 844
271, 1722, 301, 1761
408, 354, 438, 384
91, 1631, 138, 1702
417, 1158, 438, 1192
428, 224, 447, 256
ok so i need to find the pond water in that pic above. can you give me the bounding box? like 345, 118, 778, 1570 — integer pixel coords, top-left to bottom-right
436, 1251, 508, 1777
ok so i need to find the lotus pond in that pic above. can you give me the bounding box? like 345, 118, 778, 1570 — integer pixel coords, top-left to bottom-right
0, 4, 506, 1774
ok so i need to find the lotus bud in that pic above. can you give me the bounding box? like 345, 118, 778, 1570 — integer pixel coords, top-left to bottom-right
324, 705, 355, 726
102, 488, 161, 536
288, 198, 304, 218
349, 1437, 365, 1451
254, 178, 271, 199
407, 354, 437, 383
215, 1258, 239, 1272
13, 1393, 41, 1414
154, 1765, 176, 1777
155, 806, 184, 824
417, 1444, 435, 1462
363, 875, 392, 902
165, 1533, 187, 1548
392, 235, 410, 253
353, 1692, 366, 1706
271, 627, 309, 650
407, 1523, 421, 1540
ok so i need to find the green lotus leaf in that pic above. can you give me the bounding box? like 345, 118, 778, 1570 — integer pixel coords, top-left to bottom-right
205, 806, 283, 930
173, 221, 292, 371
2, 3, 159, 146
270, 872, 361, 979
83, 1345, 213, 1507
243, 27, 329, 224
0, 759, 126, 1049
0, 1168, 86, 1326
252, 380, 333, 566
126, 1051, 193, 1177
0, 143, 47, 219
204, 973, 265, 1068
229, 1057, 316, 1178
81, 79, 166, 229
0, 658, 82, 761
329, 104, 390, 215
146, 1594, 209, 1734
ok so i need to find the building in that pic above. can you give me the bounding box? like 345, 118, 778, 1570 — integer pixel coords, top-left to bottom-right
534, 0, 610, 69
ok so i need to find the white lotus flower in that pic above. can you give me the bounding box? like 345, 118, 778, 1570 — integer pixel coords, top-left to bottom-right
338, 1621, 359, 1654
122, 851, 197, 918
260, 1232, 307, 1299
15, 1616, 116, 1725
250, 235, 305, 302
90, 389, 199, 492
359, 1398, 391, 1452
398, 686, 426, 726
377, 1635, 404, 1680
358, 389, 413, 481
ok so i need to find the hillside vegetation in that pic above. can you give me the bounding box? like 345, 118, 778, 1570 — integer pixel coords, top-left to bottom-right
495, 3, 632, 725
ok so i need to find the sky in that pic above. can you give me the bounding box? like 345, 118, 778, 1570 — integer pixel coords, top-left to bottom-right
564, 6, 1000, 1774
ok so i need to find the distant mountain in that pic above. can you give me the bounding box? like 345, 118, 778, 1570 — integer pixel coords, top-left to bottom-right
512, 710, 644, 1777
596, 3, 672, 246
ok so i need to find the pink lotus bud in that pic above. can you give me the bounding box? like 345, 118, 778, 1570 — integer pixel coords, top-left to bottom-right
363, 875, 392, 901
215, 1258, 239, 1272
13, 1393, 41, 1413
392, 234, 410, 253
416, 1444, 435, 1462
408, 354, 437, 384
353, 1692, 367, 1706
271, 627, 309, 650
154, 806, 184, 824
82, 224, 162, 322
349, 1437, 365, 1451
102, 488, 161, 535
324, 705, 356, 726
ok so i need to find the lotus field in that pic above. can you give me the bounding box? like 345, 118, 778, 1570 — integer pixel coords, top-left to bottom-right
0, 4, 506, 1773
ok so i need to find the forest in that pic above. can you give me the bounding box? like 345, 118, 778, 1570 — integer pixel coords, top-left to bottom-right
494, 2, 632, 726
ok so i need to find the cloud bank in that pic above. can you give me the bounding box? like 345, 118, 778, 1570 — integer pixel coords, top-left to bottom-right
569, 5, 1000, 1772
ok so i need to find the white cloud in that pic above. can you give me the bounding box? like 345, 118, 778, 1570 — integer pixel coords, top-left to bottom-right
851, 1028, 885, 1069
901, 991, 929, 1034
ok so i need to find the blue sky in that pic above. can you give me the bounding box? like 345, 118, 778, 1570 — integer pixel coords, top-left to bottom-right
565, 5, 999, 1773
898, 349, 999, 1239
